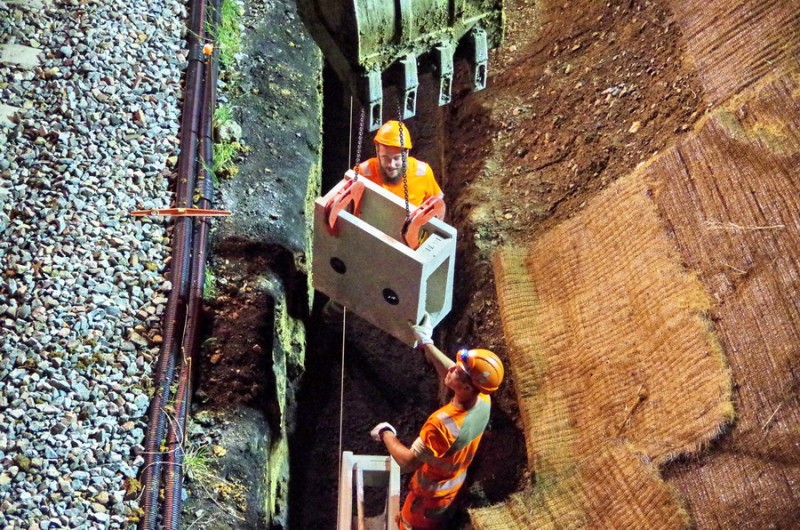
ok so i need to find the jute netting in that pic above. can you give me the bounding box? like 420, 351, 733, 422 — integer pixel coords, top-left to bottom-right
652, 70, 800, 529
474, 166, 732, 529
498, 168, 732, 469
667, 0, 800, 106
472, 68, 800, 529
470, 443, 689, 530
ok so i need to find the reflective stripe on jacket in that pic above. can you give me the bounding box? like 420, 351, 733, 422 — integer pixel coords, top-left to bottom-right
358, 157, 441, 206
409, 393, 491, 499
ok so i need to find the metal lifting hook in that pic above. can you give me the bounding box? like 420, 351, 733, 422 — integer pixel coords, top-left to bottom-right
324, 177, 365, 235
401, 195, 446, 250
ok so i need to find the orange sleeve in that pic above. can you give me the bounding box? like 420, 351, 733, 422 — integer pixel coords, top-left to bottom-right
423, 163, 442, 198
418, 415, 454, 459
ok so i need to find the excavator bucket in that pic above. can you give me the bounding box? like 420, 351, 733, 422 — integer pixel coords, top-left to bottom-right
296, 0, 504, 129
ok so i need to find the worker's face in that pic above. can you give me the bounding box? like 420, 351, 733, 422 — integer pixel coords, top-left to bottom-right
376, 144, 405, 182
445, 363, 475, 395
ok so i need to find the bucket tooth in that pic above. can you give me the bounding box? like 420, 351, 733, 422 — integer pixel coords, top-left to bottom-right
470, 27, 489, 91
364, 69, 383, 131
435, 43, 454, 106
399, 53, 418, 120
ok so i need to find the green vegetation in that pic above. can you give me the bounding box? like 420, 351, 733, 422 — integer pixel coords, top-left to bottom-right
212, 103, 248, 179
184, 443, 214, 481
214, 100, 233, 125
203, 0, 247, 180
213, 136, 245, 179
203, 267, 218, 301
214, 0, 243, 71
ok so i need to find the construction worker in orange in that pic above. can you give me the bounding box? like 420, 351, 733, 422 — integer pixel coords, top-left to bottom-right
370, 313, 505, 530
356, 120, 443, 206
322, 121, 444, 323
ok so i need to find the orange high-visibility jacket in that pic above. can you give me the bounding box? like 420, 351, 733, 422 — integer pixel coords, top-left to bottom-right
409, 393, 491, 500
358, 157, 442, 206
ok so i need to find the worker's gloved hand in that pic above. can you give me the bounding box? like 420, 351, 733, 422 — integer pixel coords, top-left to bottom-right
410, 313, 434, 346
370, 422, 396, 442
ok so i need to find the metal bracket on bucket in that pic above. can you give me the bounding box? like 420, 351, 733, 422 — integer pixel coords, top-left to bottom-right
364, 69, 383, 131
471, 27, 489, 91
400, 53, 418, 120
436, 43, 454, 106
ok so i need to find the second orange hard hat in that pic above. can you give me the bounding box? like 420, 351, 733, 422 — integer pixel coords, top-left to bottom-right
457, 348, 504, 394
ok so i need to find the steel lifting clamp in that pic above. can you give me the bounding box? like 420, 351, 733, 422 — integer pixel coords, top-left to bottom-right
401, 196, 446, 250
130, 208, 232, 217
324, 177, 365, 235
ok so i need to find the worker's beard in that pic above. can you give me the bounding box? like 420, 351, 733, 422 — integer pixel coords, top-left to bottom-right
379, 163, 403, 184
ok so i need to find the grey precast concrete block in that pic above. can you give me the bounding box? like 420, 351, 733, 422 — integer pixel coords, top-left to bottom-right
313, 172, 456, 346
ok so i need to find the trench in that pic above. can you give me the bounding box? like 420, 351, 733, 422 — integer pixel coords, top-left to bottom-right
174, 0, 749, 526
287, 66, 527, 530
177, 1, 527, 526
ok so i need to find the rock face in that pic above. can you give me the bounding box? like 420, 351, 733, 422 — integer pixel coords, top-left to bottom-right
184, 0, 323, 528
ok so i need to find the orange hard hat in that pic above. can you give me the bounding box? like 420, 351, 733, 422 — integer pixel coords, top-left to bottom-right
456, 349, 504, 394
373, 120, 413, 149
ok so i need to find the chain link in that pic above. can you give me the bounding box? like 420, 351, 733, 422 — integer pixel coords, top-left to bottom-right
352, 108, 366, 181
397, 103, 410, 218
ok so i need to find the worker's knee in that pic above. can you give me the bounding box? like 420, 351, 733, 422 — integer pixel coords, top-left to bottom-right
401, 491, 454, 530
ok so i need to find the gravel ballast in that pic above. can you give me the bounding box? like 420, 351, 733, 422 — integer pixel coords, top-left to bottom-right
1, 0, 188, 527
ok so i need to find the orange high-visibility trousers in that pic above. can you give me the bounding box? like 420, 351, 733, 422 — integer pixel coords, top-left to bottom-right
397, 490, 454, 530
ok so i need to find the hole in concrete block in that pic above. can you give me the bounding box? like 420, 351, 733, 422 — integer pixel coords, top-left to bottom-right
330, 257, 347, 274
382, 288, 399, 305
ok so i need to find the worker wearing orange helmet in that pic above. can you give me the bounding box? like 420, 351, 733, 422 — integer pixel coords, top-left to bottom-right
322, 121, 444, 323
370, 314, 504, 530
356, 120, 443, 206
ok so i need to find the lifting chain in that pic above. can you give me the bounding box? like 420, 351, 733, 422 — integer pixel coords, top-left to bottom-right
397, 103, 410, 219
351, 107, 366, 182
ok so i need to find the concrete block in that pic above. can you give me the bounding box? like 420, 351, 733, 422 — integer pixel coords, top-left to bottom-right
0, 44, 43, 69
313, 172, 456, 345
338, 451, 400, 530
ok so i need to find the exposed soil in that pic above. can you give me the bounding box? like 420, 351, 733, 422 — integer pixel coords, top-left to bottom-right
188, 0, 708, 528
437, 0, 706, 518
290, 1, 705, 530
